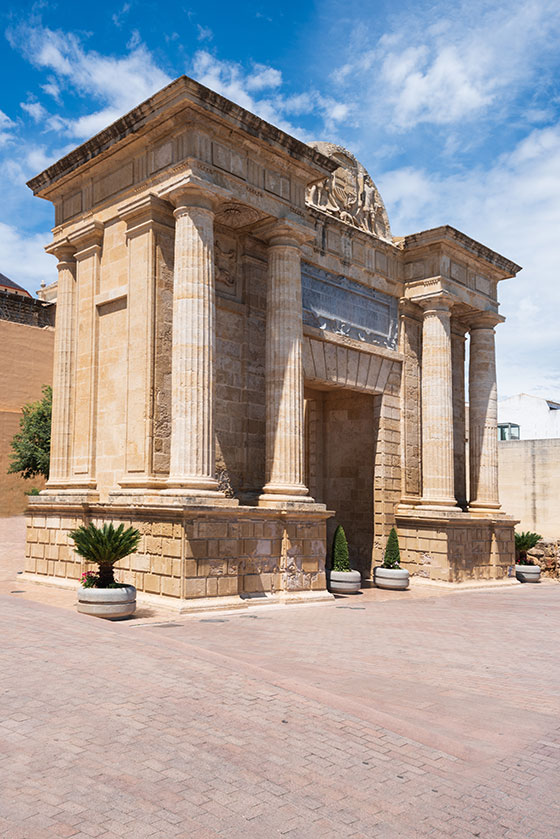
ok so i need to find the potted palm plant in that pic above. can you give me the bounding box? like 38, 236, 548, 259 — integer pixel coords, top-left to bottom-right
327, 525, 361, 594
514, 531, 542, 582
69, 522, 141, 619
374, 528, 409, 590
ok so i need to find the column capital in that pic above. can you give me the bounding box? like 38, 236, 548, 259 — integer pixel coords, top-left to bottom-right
469, 310, 504, 330
117, 193, 174, 233
398, 297, 422, 320
159, 175, 231, 212
45, 238, 76, 264
67, 220, 104, 257
416, 292, 454, 315
257, 218, 315, 248
451, 317, 469, 338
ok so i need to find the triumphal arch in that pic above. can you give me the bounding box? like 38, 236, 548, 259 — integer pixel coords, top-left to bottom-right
24, 76, 521, 608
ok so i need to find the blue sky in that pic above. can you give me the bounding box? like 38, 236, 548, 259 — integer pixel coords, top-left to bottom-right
1, 0, 560, 399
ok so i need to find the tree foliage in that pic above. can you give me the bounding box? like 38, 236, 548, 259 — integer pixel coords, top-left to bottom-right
332, 524, 350, 572
8, 385, 52, 480
514, 531, 542, 563
69, 522, 141, 587
383, 527, 401, 569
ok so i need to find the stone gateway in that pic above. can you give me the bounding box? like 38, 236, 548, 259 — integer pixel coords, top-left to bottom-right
24, 76, 521, 608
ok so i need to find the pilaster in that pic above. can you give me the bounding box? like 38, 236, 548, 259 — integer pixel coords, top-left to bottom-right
44, 240, 76, 490
117, 195, 173, 491
61, 220, 104, 496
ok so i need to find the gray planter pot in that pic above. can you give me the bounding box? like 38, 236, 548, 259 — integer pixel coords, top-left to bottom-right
328, 569, 361, 594
374, 567, 410, 590
515, 564, 541, 583
77, 585, 136, 619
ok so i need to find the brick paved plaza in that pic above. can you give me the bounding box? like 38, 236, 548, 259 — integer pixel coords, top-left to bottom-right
1, 517, 560, 838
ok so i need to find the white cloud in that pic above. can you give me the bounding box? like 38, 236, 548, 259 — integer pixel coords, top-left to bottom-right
7, 24, 171, 139
20, 101, 48, 122
377, 122, 560, 400
0, 110, 15, 147
0, 222, 55, 294
331, 0, 560, 130
196, 24, 213, 42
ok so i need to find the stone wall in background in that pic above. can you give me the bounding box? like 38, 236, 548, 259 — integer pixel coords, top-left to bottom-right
0, 320, 55, 516
527, 541, 560, 578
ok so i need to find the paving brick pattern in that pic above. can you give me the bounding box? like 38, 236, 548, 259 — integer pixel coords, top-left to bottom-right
1, 524, 560, 837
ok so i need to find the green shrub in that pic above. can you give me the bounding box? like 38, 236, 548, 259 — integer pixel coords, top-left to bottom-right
9, 385, 51, 480
383, 527, 401, 569
69, 522, 141, 588
332, 525, 350, 572
514, 531, 542, 564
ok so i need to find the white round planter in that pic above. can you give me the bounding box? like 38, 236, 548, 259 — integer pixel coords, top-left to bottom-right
328, 569, 361, 594
515, 564, 541, 583
77, 585, 136, 619
374, 567, 410, 590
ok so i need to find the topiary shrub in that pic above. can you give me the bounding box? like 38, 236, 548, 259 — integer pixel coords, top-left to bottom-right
382, 527, 401, 569
332, 525, 350, 572
514, 531, 542, 565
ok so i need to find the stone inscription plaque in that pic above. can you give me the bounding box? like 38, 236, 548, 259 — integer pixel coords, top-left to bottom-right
301, 262, 398, 350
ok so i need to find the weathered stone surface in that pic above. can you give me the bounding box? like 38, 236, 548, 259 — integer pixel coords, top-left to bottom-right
24, 73, 520, 591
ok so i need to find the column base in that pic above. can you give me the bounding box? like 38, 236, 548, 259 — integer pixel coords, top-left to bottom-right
118, 477, 167, 490
468, 502, 502, 515
163, 476, 221, 493
259, 492, 324, 510
420, 497, 461, 511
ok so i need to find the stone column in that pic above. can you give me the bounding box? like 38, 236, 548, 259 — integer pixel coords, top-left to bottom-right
68, 221, 104, 491
163, 187, 221, 495
451, 319, 468, 509
469, 312, 503, 511
260, 221, 313, 505
45, 241, 76, 489
117, 195, 173, 490
419, 294, 458, 508
398, 299, 422, 506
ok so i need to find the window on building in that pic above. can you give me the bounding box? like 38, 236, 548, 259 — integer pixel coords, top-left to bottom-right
498, 423, 520, 440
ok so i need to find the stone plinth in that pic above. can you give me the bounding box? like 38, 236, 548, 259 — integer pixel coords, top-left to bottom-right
25, 496, 331, 605
395, 508, 516, 582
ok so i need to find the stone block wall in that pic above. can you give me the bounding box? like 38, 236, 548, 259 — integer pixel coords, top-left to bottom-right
25, 505, 328, 601
395, 515, 515, 582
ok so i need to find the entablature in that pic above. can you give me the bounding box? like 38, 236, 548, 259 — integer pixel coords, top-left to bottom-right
400, 226, 520, 305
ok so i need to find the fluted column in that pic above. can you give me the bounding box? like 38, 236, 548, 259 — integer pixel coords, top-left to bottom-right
45, 241, 76, 488
260, 221, 313, 505
419, 294, 458, 508
469, 312, 503, 511
451, 319, 468, 508
164, 188, 221, 495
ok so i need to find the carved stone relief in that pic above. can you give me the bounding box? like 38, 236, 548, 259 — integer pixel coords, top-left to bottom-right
214, 202, 263, 230
306, 142, 392, 241
215, 230, 240, 300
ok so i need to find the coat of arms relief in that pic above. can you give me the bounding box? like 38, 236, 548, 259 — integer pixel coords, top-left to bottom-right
306, 142, 392, 242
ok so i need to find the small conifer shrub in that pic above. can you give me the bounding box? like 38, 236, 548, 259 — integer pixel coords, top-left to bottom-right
382, 527, 401, 569
332, 525, 351, 572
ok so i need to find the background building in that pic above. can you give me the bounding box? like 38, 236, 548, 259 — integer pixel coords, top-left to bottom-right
0, 275, 55, 515
498, 393, 560, 539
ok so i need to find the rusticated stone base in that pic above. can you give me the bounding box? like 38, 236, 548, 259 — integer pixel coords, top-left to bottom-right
24, 497, 331, 602
395, 509, 517, 583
